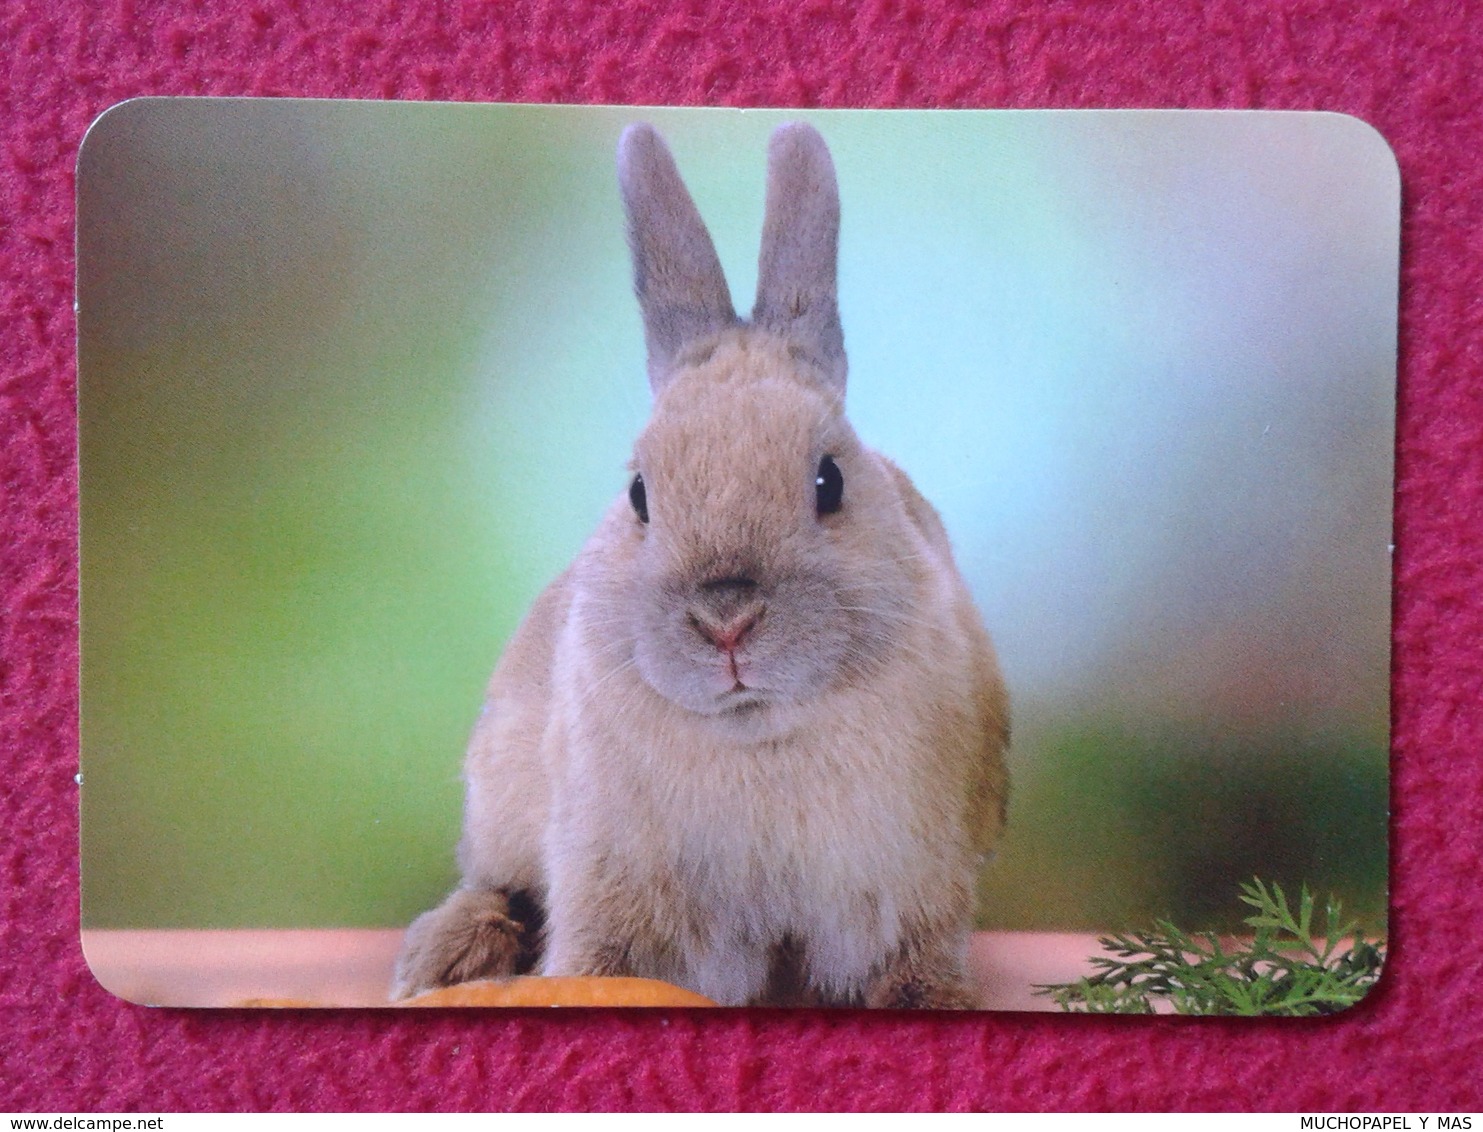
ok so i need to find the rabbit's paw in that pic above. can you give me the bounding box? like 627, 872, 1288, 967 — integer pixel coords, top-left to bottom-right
867, 976, 980, 1011
864, 946, 981, 1011
389, 887, 536, 1000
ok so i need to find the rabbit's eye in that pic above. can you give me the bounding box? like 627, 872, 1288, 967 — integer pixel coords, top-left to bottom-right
629, 474, 649, 523
815, 455, 843, 516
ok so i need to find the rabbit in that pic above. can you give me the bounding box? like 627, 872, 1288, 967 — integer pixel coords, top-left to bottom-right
390, 121, 1009, 1009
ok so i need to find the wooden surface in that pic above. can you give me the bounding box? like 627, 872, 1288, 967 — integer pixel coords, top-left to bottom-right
81, 929, 1106, 1011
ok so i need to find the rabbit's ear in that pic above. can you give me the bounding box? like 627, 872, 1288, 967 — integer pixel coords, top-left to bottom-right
619, 124, 737, 392
752, 123, 846, 391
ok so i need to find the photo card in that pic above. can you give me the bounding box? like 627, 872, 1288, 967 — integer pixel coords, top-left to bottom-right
78, 100, 1397, 1012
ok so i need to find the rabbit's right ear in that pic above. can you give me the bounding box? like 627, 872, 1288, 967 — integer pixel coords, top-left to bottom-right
619, 124, 737, 393
752, 122, 846, 392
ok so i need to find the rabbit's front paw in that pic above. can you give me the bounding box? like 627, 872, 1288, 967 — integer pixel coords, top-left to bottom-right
865, 974, 981, 1011
389, 887, 536, 1000
863, 942, 981, 1011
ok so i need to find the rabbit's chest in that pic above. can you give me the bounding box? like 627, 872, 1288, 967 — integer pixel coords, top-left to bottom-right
650, 749, 925, 1003
575, 679, 967, 999
661, 729, 923, 937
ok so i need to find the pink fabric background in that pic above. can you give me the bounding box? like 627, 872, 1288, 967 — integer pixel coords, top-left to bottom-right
3, 0, 1479, 1112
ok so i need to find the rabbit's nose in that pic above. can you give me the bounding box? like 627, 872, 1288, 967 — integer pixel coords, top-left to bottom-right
689, 606, 763, 654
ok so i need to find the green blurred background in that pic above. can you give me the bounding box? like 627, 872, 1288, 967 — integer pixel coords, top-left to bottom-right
78, 102, 1396, 932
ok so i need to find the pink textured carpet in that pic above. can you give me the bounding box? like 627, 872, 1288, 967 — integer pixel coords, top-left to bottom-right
3, 0, 1480, 1113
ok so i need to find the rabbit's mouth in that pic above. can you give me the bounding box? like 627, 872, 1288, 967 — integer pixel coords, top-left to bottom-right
700, 671, 769, 712
668, 661, 785, 720
719, 690, 767, 716
626, 578, 851, 721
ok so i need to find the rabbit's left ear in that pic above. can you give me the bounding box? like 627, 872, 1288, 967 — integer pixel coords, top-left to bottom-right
619, 124, 738, 393
752, 123, 846, 392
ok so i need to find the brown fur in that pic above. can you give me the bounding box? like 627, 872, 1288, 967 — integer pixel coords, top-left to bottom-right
391, 123, 1009, 1008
